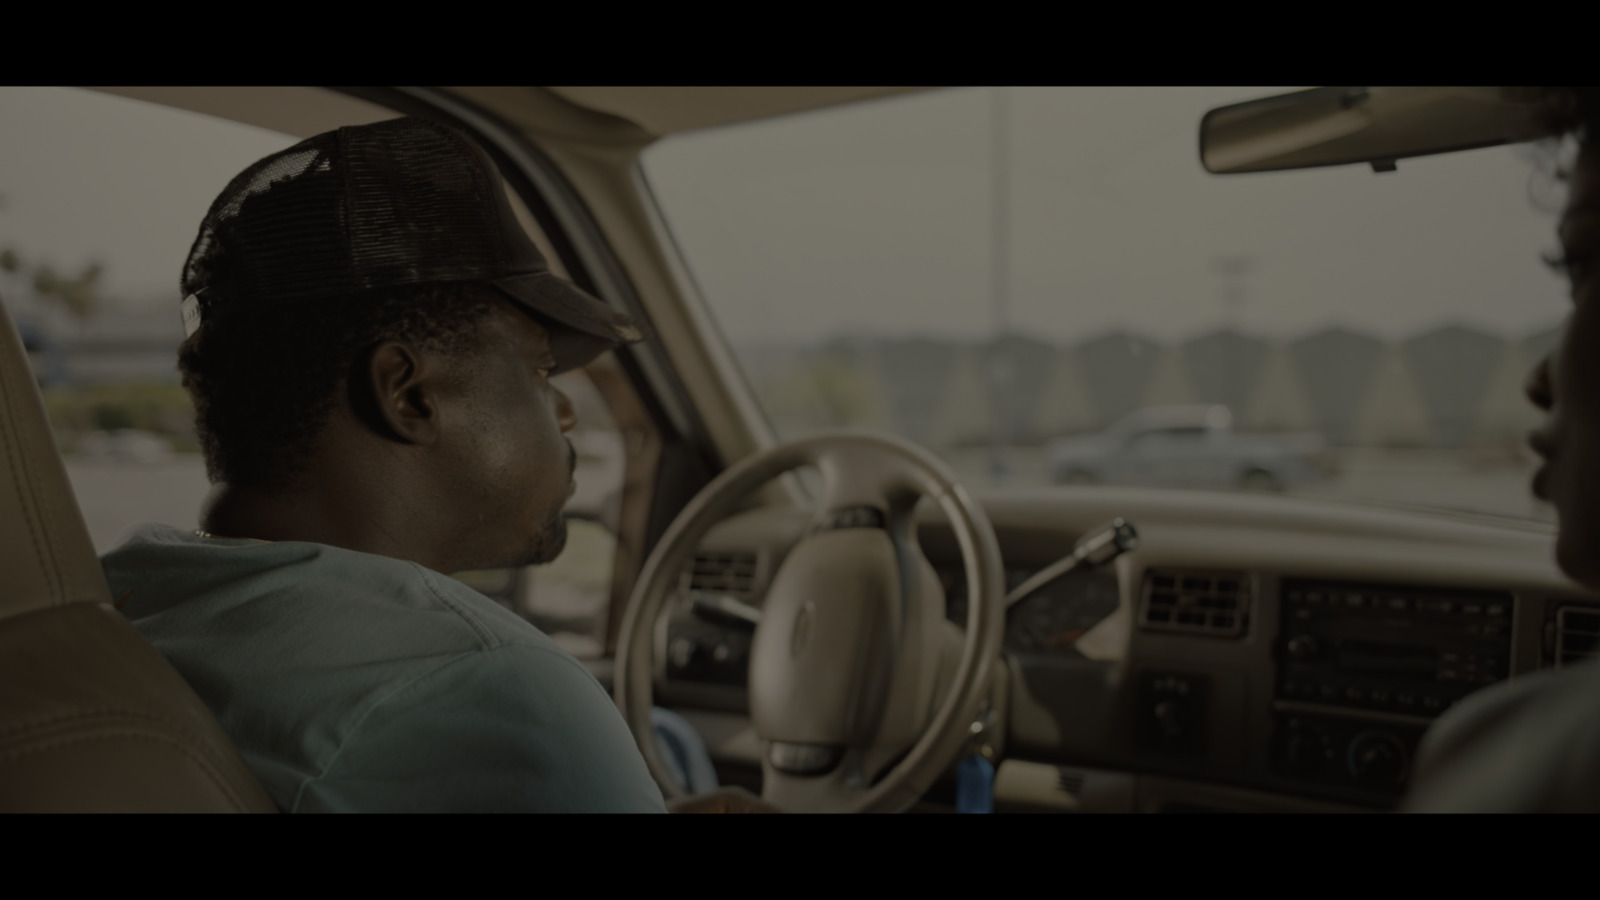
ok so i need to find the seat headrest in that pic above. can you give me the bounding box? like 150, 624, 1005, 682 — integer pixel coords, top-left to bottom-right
0, 302, 112, 618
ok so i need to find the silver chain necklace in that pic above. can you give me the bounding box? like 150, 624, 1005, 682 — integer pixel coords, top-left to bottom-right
193, 529, 273, 544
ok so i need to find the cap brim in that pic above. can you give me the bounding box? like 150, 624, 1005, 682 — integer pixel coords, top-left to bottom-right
490, 272, 649, 373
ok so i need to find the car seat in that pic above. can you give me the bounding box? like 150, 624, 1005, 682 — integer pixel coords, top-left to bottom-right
0, 299, 276, 812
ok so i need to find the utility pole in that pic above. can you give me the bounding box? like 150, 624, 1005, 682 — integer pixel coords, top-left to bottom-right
989, 86, 1011, 482
1212, 254, 1253, 417
1213, 254, 1253, 329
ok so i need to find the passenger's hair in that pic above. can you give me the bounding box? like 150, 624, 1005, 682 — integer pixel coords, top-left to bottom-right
177, 283, 500, 491
1519, 86, 1600, 145
1499, 88, 1600, 210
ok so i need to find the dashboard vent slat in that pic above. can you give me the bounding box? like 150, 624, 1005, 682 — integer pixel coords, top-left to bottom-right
684, 551, 759, 597
1140, 570, 1250, 638
1556, 606, 1600, 669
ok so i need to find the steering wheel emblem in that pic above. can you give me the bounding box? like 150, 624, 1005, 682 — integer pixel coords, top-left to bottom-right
790, 599, 816, 658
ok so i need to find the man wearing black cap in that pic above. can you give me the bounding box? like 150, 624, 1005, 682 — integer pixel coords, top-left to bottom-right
97, 117, 669, 812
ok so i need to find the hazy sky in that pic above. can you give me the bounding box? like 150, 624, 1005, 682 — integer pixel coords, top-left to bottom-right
641, 86, 1572, 345
0, 86, 1572, 347
0, 87, 299, 310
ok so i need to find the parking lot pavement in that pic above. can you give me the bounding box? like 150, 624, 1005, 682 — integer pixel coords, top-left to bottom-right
64, 456, 215, 553
1291, 451, 1553, 524
64, 450, 628, 555
939, 446, 1555, 525
63, 445, 1556, 558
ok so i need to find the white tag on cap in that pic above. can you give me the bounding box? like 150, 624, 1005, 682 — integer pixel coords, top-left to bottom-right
180, 293, 203, 338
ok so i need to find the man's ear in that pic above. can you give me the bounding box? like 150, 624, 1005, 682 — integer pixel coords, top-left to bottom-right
354, 341, 443, 446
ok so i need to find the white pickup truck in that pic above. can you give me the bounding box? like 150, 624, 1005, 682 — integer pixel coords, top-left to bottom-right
1047, 405, 1328, 491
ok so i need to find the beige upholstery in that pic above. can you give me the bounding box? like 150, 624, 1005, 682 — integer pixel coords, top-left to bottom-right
0, 302, 276, 812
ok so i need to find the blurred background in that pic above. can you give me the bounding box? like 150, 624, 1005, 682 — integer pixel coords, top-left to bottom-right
640, 85, 1567, 523
1, 85, 1564, 567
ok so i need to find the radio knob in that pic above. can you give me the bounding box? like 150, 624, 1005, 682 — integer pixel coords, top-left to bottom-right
1154, 699, 1186, 740
669, 637, 700, 670
1347, 731, 1407, 786
1287, 634, 1320, 660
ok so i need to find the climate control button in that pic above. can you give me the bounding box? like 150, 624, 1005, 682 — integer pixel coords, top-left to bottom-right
1347, 731, 1408, 786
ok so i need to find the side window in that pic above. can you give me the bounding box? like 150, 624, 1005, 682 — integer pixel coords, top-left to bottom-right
1, 87, 655, 661
2, 87, 299, 551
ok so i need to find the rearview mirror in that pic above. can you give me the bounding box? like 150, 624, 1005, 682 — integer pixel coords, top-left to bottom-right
1199, 87, 1553, 175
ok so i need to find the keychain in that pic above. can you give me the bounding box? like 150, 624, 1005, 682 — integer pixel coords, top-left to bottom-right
956, 749, 995, 813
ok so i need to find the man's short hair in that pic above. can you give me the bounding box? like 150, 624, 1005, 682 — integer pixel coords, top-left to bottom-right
177, 282, 500, 491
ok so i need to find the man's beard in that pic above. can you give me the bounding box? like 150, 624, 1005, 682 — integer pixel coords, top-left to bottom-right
526, 441, 575, 565
525, 509, 569, 565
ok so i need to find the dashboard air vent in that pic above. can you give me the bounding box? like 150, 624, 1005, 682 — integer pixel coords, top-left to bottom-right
684, 551, 759, 597
1555, 605, 1600, 669
1141, 570, 1249, 638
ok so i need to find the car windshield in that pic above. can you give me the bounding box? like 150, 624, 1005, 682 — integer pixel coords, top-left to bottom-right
640, 86, 1567, 522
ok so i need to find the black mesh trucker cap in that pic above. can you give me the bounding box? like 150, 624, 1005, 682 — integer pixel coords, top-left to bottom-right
180, 117, 645, 374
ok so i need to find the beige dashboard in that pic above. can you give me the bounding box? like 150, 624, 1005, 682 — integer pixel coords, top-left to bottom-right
656, 484, 1598, 812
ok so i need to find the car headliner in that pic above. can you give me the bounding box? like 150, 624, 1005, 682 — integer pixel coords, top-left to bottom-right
85, 87, 937, 142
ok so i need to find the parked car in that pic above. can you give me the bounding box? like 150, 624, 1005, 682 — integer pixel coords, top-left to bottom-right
1048, 405, 1327, 491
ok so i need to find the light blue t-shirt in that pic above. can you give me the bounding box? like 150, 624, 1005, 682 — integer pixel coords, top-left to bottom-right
100, 523, 666, 813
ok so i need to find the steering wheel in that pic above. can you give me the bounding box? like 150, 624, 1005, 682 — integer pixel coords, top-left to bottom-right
614, 431, 1005, 813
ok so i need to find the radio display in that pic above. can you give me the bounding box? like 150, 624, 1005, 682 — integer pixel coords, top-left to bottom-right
1335, 639, 1438, 679
1279, 579, 1514, 719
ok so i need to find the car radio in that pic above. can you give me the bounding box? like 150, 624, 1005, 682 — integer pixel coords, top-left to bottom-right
1277, 580, 1513, 715
1271, 579, 1514, 799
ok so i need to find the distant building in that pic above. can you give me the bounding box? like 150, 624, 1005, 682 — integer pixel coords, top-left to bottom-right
1402, 325, 1507, 447
5, 298, 183, 387
1289, 327, 1385, 446
1075, 331, 1164, 428
744, 319, 1565, 451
